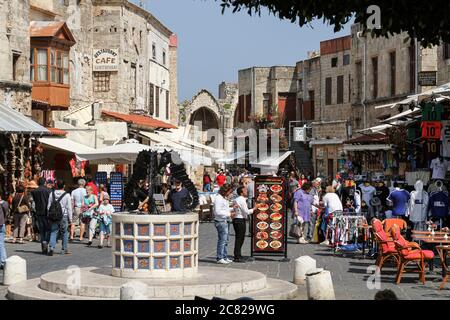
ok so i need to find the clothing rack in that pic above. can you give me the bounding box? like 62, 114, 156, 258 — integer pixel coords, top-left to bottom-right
330, 215, 367, 253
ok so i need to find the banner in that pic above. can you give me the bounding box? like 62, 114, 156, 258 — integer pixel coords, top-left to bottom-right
251, 176, 287, 258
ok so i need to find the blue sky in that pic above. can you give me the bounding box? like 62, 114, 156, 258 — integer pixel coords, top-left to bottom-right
133, 0, 351, 101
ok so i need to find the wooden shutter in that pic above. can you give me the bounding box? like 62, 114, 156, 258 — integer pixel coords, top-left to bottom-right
245, 94, 251, 122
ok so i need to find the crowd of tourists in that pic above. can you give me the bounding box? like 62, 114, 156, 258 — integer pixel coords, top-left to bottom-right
0, 176, 115, 265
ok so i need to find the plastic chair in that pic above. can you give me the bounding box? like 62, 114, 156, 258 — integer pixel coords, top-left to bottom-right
390, 224, 434, 284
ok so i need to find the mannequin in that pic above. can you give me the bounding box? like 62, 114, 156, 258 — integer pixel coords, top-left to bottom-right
408, 180, 429, 231
427, 179, 449, 195
430, 156, 449, 180
428, 180, 449, 229
359, 181, 376, 208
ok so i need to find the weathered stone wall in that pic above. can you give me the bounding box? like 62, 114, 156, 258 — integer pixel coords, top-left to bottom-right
311, 121, 347, 140
169, 36, 178, 126
0, 0, 32, 115
437, 43, 450, 86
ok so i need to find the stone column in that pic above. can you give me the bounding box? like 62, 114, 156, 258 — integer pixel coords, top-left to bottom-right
293, 256, 316, 285
3, 256, 27, 286
306, 268, 335, 300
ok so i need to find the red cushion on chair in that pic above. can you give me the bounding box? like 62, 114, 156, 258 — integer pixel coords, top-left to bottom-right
391, 224, 410, 256
372, 219, 395, 253
404, 250, 434, 260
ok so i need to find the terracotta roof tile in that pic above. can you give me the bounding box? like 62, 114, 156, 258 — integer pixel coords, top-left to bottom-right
45, 127, 68, 136
102, 110, 177, 129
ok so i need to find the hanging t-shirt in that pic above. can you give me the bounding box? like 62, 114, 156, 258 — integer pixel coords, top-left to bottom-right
442, 120, 450, 158
421, 121, 442, 139
429, 158, 449, 180
423, 139, 441, 163
387, 189, 410, 216
422, 103, 443, 121
428, 191, 449, 218
359, 184, 376, 207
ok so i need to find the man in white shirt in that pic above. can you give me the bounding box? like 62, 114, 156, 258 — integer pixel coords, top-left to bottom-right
213, 184, 236, 264
70, 179, 86, 241
232, 186, 257, 262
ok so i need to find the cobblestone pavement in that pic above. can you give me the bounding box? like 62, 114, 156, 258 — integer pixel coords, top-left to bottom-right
0, 220, 450, 300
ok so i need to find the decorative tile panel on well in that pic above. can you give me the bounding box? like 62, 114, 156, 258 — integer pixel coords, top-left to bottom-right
154, 240, 166, 253
123, 240, 134, 253
170, 240, 181, 252
184, 255, 191, 268
184, 223, 192, 235
115, 255, 121, 268
115, 223, 121, 235
138, 224, 150, 236
184, 239, 191, 252
138, 258, 150, 269
123, 223, 134, 236
170, 223, 180, 236
138, 241, 150, 253
169, 256, 181, 269
124, 256, 134, 269
154, 257, 166, 269
153, 224, 166, 236
115, 239, 121, 251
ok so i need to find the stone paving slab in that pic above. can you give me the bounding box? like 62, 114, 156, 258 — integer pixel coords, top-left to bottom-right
1, 221, 450, 300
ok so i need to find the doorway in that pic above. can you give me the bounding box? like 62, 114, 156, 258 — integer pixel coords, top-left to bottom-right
328, 159, 334, 178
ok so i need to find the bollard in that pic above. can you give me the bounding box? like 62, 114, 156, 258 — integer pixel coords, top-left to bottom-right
306, 268, 335, 300
120, 281, 148, 300
293, 256, 316, 285
3, 256, 27, 286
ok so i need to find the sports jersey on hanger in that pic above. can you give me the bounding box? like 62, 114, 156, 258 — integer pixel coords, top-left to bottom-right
421, 121, 442, 139
428, 191, 449, 218
387, 188, 410, 216
422, 103, 443, 121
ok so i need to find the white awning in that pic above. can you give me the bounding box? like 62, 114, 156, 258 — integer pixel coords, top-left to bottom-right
139, 131, 191, 151
382, 107, 421, 123
344, 144, 393, 151
0, 102, 49, 135
251, 151, 294, 168
309, 139, 344, 146
215, 151, 250, 164
39, 137, 95, 154
76, 141, 151, 164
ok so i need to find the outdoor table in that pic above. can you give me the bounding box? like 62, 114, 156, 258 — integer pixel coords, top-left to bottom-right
436, 245, 450, 289
411, 233, 450, 272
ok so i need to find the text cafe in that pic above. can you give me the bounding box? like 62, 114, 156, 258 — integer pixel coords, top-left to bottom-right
93, 49, 119, 72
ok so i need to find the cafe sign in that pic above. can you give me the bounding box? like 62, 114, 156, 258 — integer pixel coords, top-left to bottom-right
93, 49, 119, 72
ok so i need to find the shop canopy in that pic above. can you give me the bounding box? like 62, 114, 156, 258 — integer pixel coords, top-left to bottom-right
76, 141, 151, 164
39, 137, 94, 154
343, 144, 393, 151
0, 102, 49, 135
215, 151, 251, 164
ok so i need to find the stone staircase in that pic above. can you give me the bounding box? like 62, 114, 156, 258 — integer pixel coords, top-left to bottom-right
7, 267, 301, 300
290, 141, 313, 173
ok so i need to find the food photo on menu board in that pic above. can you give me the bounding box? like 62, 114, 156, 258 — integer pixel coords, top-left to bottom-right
252, 176, 286, 254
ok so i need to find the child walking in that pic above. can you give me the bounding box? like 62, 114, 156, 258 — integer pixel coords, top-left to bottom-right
98, 195, 114, 248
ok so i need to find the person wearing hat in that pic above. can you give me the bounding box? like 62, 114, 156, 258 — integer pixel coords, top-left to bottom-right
30, 177, 51, 254
168, 179, 190, 212
25, 180, 38, 242
97, 194, 114, 248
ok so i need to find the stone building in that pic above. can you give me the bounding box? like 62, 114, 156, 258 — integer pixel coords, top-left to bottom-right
28, 0, 178, 127
350, 23, 438, 132
306, 36, 353, 177
0, 0, 32, 116
437, 42, 450, 85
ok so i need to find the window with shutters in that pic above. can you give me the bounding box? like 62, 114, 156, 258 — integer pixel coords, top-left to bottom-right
331, 57, 338, 68
238, 95, 245, 123
155, 86, 160, 117
337, 75, 344, 104
245, 94, 251, 121
372, 57, 378, 99
409, 45, 416, 93
390, 51, 396, 96
356, 61, 362, 101
166, 90, 169, 120
149, 83, 154, 115
343, 54, 350, 66
93, 72, 110, 92
263, 93, 270, 115
325, 77, 332, 105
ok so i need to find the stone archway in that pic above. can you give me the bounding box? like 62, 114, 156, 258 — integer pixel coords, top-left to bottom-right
189, 107, 220, 130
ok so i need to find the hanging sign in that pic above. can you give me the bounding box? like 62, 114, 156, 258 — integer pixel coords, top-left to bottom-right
93, 49, 119, 71
251, 176, 287, 258
418, 71, 437, 86
293, 126, 306, 142
421, 121, 442, 139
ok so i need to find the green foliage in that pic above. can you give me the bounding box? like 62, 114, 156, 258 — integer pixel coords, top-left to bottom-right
222, 103, 232, 110
216, 0, 450, 46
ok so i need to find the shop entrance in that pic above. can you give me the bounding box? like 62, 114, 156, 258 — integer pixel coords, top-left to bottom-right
328, 159, 334, 177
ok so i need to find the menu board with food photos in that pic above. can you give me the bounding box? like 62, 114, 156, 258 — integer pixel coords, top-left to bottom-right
251, 176, 287, 258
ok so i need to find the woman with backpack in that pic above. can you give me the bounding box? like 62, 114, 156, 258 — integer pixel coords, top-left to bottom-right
81, 185, 99, 247
11, 185, 31, 244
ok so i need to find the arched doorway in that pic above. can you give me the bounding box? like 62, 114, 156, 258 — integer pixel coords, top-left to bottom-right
189, 107, 220, 130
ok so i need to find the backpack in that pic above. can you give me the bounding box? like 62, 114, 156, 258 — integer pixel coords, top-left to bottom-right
48, 191, 68, 222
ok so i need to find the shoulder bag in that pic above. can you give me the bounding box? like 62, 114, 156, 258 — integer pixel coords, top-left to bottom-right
17, 195, 29, 214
